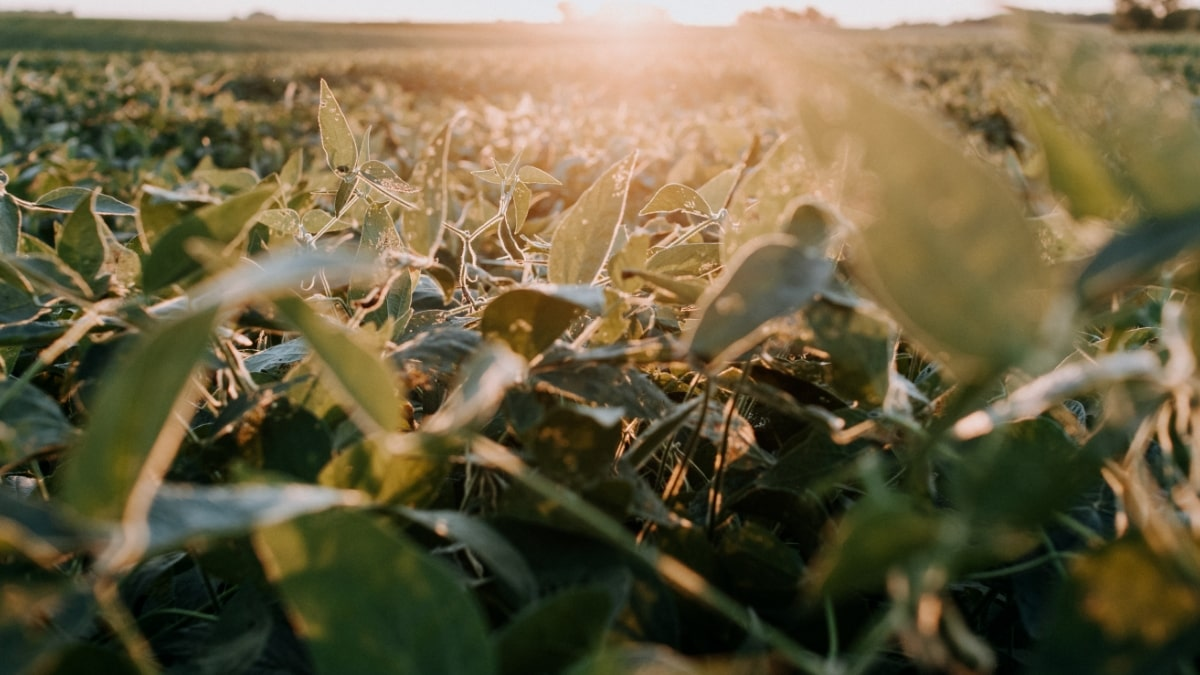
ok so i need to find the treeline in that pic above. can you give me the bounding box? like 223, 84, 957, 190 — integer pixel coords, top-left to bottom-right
1114, 0, 1200, 30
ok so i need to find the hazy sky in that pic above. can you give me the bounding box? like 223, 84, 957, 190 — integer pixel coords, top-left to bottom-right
5, 0, 1119, 28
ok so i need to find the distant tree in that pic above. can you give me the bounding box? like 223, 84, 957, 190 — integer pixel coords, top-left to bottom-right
737, 6, 838, 28
1113, 0, 1185, 30
557, 2, 583, 23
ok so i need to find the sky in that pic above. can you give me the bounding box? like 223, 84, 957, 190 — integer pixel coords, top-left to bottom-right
5, 0, 1120, 29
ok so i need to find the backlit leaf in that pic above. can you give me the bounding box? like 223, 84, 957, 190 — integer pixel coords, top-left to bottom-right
33, 186, 137, 216
645, 243, 721, 277
196, 180, 279, 243
696, 165, 741, 213
359, 160, 418, 208
274, 296, 403, 433
401, 115, 460, 258
318, 79, 357, 174
639, 183, 711, 216
548, 151, 638, 285
789, 52, 1064, 380
517, 165, 561, 185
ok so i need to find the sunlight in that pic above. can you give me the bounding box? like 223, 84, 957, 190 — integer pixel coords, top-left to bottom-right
561, 0, 671, 26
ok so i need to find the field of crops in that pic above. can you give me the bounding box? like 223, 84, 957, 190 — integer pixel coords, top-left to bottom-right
6, 13, 1200, 675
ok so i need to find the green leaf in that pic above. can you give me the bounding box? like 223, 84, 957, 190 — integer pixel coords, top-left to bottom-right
792, 55, 1064, 379
506, 180, 532, 233
639, 183, 711, 216
696, 165, 741, 213
318, 79, 357, 174
620, 269, 705, 304
422, 341, 527, 435
685, 235, 833, 365
399, 508, 538, 603
725, 131, 817, 257
495, 587, 615, 675
548, 151, 638, 285
1023, 101, 1126, 221
804, 300, 895, 407
60, 307, 219, 522
0, 379, 75, 464
318, 433, 450, 508
1078, 209, 1200, 300
622, 398, 702, 470
274, 297, 403, 433
254, 509, 496, 675
480, 287, 590, 360
1035, 536, 1200, 675
809, 491, 949, 598
717, 521, 804, 598
146, 483, 364, 555
401, 115, 460, 258
359, 160, 418, 208
948, 418, 1094, 534
195, 180, 279, 243
194, 166, 260, 193
0, 194, 19, 254
645, 243, 721, 277
529, 405, 625, 486
257, 208, 302, 237
33, 186, 137, 216
517, 165, 562, 185
56, 190, 110, 283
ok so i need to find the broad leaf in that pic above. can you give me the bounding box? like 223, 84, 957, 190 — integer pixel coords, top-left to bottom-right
359, 160, 418, 208
548, 151, 638, 285
1034, 536, 1200, 675
791, 53, 1065, 379
401, 115, 459, 258
0, 379, 76, 464
686, 235, 833, 365
274, 296, 403, 433
60, 307, 219, 522
480, 287, 590, 359
145, 483, 364, 555
318, 79, 357, 174
0, 194, 19, 254
56, 190, 109, 283
33, 186, 137, 216
254, 510, 496, 675
423, 341, 527, 434
639, 183, 711, 216
399, 508, 538, 603
696, 165, 741, 212
318, 432, 450, 508
495, 587, 615, 675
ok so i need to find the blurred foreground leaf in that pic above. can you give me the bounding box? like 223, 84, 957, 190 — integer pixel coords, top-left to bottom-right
60, 307, 219, 522
254, 509, 496, 675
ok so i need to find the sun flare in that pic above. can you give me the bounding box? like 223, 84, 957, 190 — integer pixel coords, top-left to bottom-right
561, 0, 671, 27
